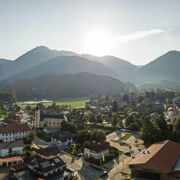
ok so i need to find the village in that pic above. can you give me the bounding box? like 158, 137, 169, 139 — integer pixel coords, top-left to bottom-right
0, 90, 180, 180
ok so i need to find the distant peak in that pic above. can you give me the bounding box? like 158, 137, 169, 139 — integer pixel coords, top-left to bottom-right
34, 46, 49, 50
167, 50, 180, 54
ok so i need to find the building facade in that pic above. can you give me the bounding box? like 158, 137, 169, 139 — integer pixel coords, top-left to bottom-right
33, 106, 66, 133
0, 141, 25, 157
0, 124, 31, 142
84, 141, 110, 159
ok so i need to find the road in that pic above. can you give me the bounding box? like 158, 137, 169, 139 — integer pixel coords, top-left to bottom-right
34, 131, 144, 180
20, 109, 30, 124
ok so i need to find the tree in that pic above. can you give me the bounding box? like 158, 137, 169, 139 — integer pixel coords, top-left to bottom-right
72, 149, 77, 156
123, 94, 129, 102
125, 116, 135, 126
138, 95, 144, 103
155, 115, 167, 131
129, 123, 139, 131
97, 114, 103, 124
89, 114, 96, 122
52, 103, 57, 111
132, 100, 136, 107
76, 130, 91, 144
111, 114, 118, 126
27, 131, 36, 144
25, 106, 31, 111
112, 100, 118, 112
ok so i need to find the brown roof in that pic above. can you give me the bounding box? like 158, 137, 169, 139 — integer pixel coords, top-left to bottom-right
128, 140, 180, 173
26, 154, 65, 173
0, 123, 31, 134
86, 141, 110, 153
26, 154, 48, 166
52, 131, 73, 142
0, 156, 23, 162
11, 162, 28, 171
9, 114, 23, 119
38, 156, 65, 173
35, 146, 61, 156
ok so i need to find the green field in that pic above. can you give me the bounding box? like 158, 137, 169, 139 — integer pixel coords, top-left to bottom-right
20, 97, 90, 110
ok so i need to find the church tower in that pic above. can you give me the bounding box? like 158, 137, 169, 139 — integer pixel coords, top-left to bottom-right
35, 106, 40, 128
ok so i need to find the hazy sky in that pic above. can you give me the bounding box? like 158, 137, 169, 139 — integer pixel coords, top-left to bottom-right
1, 0, 180, 65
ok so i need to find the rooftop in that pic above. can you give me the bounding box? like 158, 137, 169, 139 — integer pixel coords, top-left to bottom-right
86, 141, 110, 153
128, 140, 180, 173
0, 140, 25, 149
0, 123, 31, 134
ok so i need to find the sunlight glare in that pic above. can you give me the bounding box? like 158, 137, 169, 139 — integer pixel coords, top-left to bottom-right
85, 31, 112, 56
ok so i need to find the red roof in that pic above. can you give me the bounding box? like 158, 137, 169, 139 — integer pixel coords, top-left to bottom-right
0, 156, 23, 162
129, 140, 180, 172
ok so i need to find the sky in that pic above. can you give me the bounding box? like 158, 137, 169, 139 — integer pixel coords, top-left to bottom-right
1, 0, 180, 65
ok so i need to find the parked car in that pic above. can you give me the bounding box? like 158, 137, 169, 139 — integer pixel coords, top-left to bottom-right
77, 153, 83, 157
124, 151, 130, 155
100, 171, 108, 177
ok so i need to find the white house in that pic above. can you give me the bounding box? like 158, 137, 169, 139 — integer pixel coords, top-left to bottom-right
11, 154, 76, 180
0, 141, 25, 157
0, 124, 31, 142
51, 131, 73, 147
84, 141, 110, 159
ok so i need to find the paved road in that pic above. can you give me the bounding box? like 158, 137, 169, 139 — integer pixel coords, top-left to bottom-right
20, 109, 30, 124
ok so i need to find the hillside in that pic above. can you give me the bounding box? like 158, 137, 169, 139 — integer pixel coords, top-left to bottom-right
5, 56, 117, 84
134, 51, 180, 84
81, 54, 138, 80
0, 46, 77, 81
12, 72, 128, 100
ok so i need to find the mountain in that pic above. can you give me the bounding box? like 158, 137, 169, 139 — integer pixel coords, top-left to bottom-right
81, 54, 138, 80
3, 56, 117, 85
11, 72, 128, 100
0, 59, 12, 64
134, 51, 180, 84
0, 46, 77, 81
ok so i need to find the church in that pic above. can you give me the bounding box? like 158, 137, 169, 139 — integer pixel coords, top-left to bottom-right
33, 106, 66, 133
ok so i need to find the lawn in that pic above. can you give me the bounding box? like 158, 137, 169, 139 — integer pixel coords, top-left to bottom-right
111, 134, 132, 143
120, 134, 132, 141
20, 97, 90, 110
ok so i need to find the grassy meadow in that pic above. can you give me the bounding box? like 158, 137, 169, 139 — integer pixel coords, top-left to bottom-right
20, 97, 90, 110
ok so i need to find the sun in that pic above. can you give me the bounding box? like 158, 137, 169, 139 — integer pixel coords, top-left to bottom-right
85, 31, 112, 56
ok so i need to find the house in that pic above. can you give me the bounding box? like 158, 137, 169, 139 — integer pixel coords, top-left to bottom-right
33, 106, 66, 134
0, 140, 25, 157
0, 156, 24, 166
10, 154, 76, 180
84, 141, 110, 159
155, 100, 160, 105
33, 146, 62, 157
51, 131, 73, 147
173, 97, 178, 102
83, 111, 92, 116
0, 123, 31, 142
150, 113, 159, 118
99, 107, 105, 113
2, 118, 21, 125
129, 112, 139, 117
137, 103, 148, 112
128, 140, 180, 180
8, 114, 23, 121
168, 107, 176, 112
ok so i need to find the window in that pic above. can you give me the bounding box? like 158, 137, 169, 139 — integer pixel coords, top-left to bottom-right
54, 123, 55, 124
49, 122, 51, 124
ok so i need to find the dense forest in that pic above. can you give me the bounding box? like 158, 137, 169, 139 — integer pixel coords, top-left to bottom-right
0, 92, 17, 103
10, 73, 129, 101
